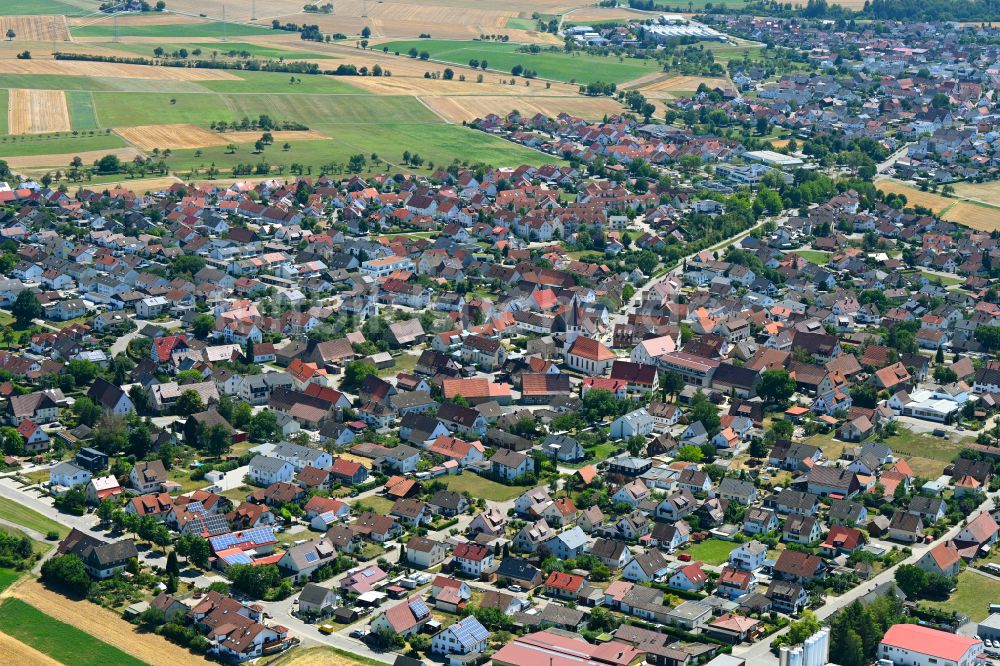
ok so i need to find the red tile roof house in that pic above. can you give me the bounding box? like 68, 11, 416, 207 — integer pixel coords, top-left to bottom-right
544, 571, 588, 601
819, 525, 865, 557
452, 542, 494, 577
369, 596, 432, 638
953, 512, 1000, 559
916, 541, 962, 578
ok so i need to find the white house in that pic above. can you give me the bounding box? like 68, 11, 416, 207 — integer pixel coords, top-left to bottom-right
431, 616, 489, 656
879, 624, 982, 666
49, 461, 92, 488
610, 408, 654, 439
248, 455, 295, 486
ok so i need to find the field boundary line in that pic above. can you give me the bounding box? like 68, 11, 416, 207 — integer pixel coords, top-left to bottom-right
414, 95, 452, 124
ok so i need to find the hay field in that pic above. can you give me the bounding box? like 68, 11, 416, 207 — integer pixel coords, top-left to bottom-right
0, 16, 70, 42
347, 75, 574, 96
2, 59, 241, 81
876, 179, 952, 212
8, 89, 70, 134
953, 180, 1000, 207
6, 147, 140, 169
422, 94, 622, 122
638, 75, 729, 97
6, 578, 208, 666
115, 124, 332, 151
943, 201, 1000, 231
116, 123, 228, 150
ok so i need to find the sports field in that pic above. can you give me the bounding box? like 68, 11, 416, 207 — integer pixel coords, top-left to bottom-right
379, 39, 660, 84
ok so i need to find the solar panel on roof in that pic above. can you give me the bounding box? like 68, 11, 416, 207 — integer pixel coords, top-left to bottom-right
204, 514, 229, 536
409, 598, 430, 619
304, 551, 318, 563
452, 616, 488, 645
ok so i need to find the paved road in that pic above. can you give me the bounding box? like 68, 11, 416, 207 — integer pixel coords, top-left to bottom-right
735, 492, 998, 663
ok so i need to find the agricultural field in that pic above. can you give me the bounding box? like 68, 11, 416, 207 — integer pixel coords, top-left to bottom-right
1, 59, 243, 82
636, 74, 731, 98
942, 200, 1000, 231
66, 90, 98, 130
0, 0, 91, 15
71, 20, 273, 39
953, 180, 1000, 207
7, 578, 207, 665
0, 15, 69, 41
8, 89, 70, 135
379, 39, 661, 84
101, 41, 337, 60
0, 132, 126, 159
876, 179, 953, 213
421, 93, 622, 122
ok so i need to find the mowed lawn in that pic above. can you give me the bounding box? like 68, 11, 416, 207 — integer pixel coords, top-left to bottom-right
0, 497, 69, 538
351, 495, 395, 515
0, 598, 146, 665
805, 428, 966, 479
379, 39, 658, 84
443, 473, 524, 501
925, 570, 1000, 621
683, 538, 736, 565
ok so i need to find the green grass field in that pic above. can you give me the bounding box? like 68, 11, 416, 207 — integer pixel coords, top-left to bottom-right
0, 598, 146, 666
0, 524, 52, 556
102, 41, 336, 60
71, 20, 273, 39
379, 39, 658, 84
682, 538, 734, 565
505, 18, 538, 30
200, 71, 363, 94
67, 91, 99, 131
0, 89, 6, 135
0, 497, 69, 538
443, 473, 524, 501
0, 0, 89, 15
926, 570, 1000, 622
0, 133, 126, 158
794, 250, 830, 264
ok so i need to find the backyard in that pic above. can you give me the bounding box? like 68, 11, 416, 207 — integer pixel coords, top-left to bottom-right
682, 538, 735, 565
443, 472, 524, 501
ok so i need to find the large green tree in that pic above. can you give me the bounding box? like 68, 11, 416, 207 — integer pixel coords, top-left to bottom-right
11, 289, 42, 328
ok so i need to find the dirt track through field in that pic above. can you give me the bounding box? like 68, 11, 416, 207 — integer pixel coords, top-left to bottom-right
0, 630, 62, 666
8, 89, 70, 135
2, 60, 241, 81
6, 577, 208, 666
421, 94, 622, 122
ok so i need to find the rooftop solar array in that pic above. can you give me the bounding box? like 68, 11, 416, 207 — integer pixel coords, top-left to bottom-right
451, 616, 489, 647
210, 527, 276, 552
222, 552, 253, 565
409, 597, 430, 619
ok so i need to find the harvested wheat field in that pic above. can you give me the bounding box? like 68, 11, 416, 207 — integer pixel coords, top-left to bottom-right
953, 180, 1000, 207
116, 123, 227, 151
422, 94, 622, 122
8, 89, 70, 135
877, 179, 952, 212
0, 630, 62, 666
2, 59, 241, 81
638, 75, 729, 97
563, 6, 652, 22
7, 147, 141, 169
8, 578, 209, 666
100, 175, 184, 193
943, 201, 1000, 231
0, 16, 70, 42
